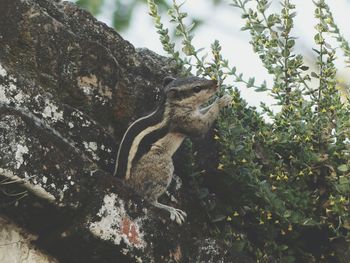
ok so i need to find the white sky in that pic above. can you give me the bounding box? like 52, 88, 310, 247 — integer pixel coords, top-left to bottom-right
73, 0, 350, 109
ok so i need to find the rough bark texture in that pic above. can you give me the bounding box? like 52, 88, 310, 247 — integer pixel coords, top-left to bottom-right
0, 0, 255, 262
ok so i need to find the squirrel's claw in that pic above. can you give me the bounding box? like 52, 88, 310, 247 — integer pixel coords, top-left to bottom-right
219, 94, 232, 108
171, 207, 187, 225
152, 201, 187, 225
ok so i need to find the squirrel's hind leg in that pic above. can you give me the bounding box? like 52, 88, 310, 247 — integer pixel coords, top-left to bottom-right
151, 201, 187, 225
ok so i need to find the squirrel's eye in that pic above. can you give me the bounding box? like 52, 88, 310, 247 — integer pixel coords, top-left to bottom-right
193, 86, 202, 93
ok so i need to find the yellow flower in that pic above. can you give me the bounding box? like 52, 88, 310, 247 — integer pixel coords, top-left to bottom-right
259, 220, 264, 225
293, 135, 300, 141
288, 224, 293, 231
217, 163, 224, 170
233, 211, 239, 217
226, 216, 232, 222
271, 185, 277, 191
272, 87, 279, 93
325, 17, 333, 24
339, 196, 347, 203
267, 212, 272, 220
241, 159, 247, 164
281, 230, 286, 235
214, 134, 220, 140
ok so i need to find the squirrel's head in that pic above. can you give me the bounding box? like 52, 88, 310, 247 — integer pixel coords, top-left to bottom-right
163, 76, 217, 107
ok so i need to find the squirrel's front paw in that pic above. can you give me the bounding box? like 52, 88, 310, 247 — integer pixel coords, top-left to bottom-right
218, 94, 232, 108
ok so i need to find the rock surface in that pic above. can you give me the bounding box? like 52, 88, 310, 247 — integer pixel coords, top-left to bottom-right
0, 0, 254, 262
0, 217, 59, 263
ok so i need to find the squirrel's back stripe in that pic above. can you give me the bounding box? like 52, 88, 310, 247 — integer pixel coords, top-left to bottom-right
132, 125, 169, 167
126, 118, 167, 179
114, 104, 166, 178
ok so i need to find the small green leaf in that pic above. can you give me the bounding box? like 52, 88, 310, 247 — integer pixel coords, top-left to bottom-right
283, 210, 292, 218
314, 33, 324, 44
247, 77, 255, 87
252, 24, 265, 34
287, 39, 295, 48
312, 48, 321, 54
337, 164, 349, 172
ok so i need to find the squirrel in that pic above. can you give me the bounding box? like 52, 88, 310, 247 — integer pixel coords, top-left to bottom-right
114, 76, 231, 224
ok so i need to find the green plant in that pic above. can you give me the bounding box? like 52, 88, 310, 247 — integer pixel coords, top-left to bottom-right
148, 0, 350, 262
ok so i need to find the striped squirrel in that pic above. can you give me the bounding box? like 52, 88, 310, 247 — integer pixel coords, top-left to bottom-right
114, 76, 231, 224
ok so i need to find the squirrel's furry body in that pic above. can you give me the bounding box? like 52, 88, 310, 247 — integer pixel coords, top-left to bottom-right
115, 76, 231, 224
128, 133, 182, 202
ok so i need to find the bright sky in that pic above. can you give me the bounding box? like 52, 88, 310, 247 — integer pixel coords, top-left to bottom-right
73, 0, 350, 109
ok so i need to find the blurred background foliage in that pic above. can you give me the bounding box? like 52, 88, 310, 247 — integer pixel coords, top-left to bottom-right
75, 0, 224, 32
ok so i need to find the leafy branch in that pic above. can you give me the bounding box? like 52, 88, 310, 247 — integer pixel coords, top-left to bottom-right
148, 0, 267, 91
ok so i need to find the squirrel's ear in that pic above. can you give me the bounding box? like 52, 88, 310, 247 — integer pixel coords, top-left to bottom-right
163, 76, 175, 86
